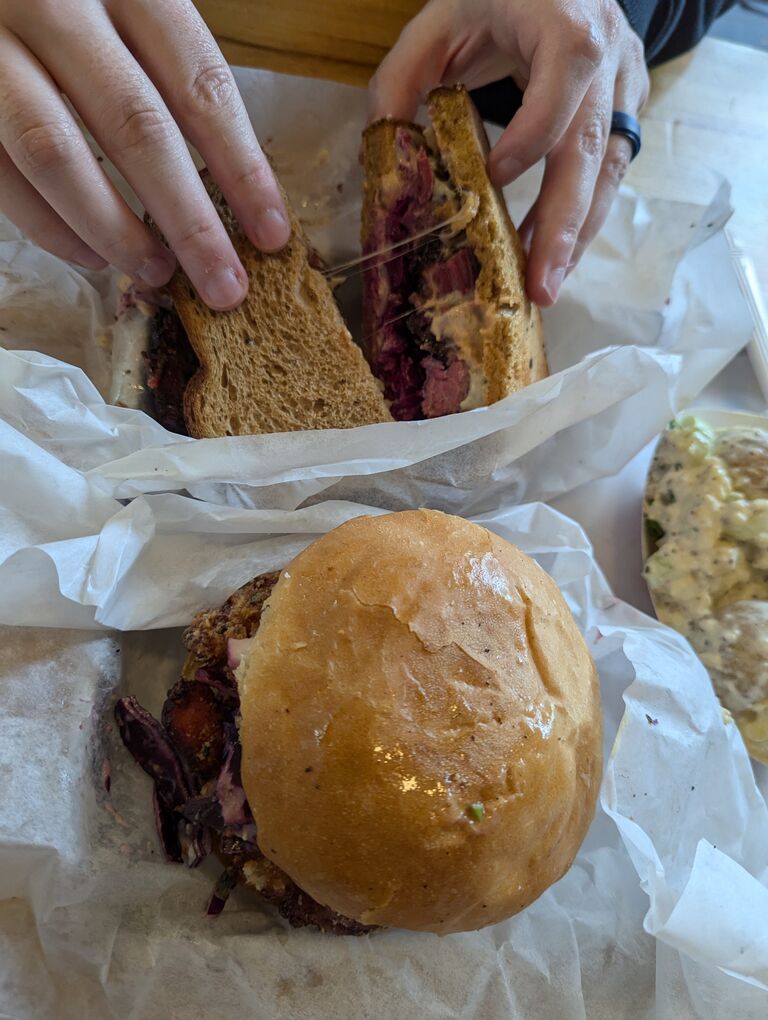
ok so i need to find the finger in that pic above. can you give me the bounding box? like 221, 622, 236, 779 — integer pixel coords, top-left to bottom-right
0, 146, 106, 269
13, 6, 248, 310
110, 0, 290, 253
568, 56, 649, 272
488, 27, 606, 186
524, 75, 614, 306
368, 2, 452, 122
0, 26, 174, 285
566, 135, 632, 273
517, 204, 536, 256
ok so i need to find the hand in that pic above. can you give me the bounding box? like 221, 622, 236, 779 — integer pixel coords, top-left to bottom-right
369, 0, 649, 306
0, 0, 290, 309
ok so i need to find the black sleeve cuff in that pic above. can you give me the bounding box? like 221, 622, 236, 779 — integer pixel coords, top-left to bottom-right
469, 1, 658, 125
469, 80, 524, 129
470, 0, 737, 125
616, 0, 660, 45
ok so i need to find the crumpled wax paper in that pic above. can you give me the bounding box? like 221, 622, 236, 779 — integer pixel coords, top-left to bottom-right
0, 67, 765, 1019
0, 70, 753, 516
1, 500, 767, 1020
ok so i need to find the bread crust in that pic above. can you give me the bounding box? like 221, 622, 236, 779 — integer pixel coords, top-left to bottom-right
147, 172, 392, 437
360, 118, 425, 249
428, 86, 548, 398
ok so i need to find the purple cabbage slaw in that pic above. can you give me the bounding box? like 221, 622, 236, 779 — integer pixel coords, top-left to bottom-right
114, 663, 255, 915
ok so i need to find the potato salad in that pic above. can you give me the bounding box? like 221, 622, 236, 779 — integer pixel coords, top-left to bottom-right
644, 417, 768, 761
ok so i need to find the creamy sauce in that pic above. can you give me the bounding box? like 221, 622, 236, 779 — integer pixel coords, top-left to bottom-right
644, 417, 768, 750
423, 129, 480, 235
425, 299, 489, 410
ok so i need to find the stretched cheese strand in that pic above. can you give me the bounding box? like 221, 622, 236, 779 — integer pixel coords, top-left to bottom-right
322, 193, 479, 280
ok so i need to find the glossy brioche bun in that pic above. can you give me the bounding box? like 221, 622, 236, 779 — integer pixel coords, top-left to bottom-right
238, 510, 602, 934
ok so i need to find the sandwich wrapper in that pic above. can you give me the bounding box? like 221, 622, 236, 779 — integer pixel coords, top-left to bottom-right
0, 67, 767, 1017
2, 501, 768, 1020
0, 74, 752, 515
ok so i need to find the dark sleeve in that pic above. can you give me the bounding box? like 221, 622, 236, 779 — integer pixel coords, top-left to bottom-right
470, 0, 737, 127
617, 0, 662, 51
619, 0, 737, 66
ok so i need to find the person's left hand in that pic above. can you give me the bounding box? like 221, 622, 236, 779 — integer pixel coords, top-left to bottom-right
0, 0, 290, 310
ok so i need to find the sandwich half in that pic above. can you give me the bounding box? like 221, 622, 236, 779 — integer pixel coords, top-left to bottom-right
144, 172, 392, 437
362, 84, 547, 421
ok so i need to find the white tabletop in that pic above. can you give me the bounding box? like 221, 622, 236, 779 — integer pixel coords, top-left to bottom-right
553, 349, 767, 615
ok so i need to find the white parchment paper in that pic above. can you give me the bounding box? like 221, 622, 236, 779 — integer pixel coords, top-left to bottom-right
1, 501, 767, 1020
0, 72, 753, 516
1, 68, 766, 1019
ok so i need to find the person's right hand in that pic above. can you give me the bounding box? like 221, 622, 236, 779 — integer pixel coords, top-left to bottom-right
369, 0, 649, 307
0, 0, 290, 309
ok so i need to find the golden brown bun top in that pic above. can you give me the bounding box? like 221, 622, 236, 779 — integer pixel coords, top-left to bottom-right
239, 510, 601, 934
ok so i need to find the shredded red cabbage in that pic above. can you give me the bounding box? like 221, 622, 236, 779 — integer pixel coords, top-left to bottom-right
215, 738, 253, 827
116, 692, 257, 889
207, 866, 241, 917
152, 784, 183, 863
114, 696, 193, 805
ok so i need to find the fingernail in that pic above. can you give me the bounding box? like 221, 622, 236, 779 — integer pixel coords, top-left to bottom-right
72, 246, 108, 271
138, 254, 176, 288
202, 264, 247, 310
251, 207, 291, 252
542, 266, 566, 304
491, 155, 523, 185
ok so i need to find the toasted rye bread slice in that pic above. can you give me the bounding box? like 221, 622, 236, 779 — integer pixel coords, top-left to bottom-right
427, 86, 548, 400
146, 171, 392, 437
